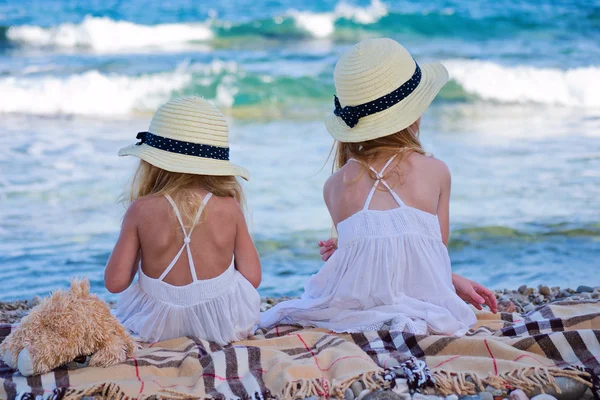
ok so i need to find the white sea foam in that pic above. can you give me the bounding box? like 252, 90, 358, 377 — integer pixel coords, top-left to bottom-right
6, 15, 213, 51
289, 0, 387, 38
445, 60, 600, 108
0, 64, 192, 116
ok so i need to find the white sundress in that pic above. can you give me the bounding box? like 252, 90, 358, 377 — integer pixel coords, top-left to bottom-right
116, 193, 261, 345
260, 155, 477, 336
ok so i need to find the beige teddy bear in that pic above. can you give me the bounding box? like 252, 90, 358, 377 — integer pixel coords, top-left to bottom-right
0, 278, 136, 376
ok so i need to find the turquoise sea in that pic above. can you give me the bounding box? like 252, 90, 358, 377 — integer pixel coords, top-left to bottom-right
0, 0, 599, 301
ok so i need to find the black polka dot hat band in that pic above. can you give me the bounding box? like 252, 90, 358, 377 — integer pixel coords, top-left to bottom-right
333, 62, 421, 128
118, 97, 250, 180
326, 38, 449, 143
135, 131, 229, 161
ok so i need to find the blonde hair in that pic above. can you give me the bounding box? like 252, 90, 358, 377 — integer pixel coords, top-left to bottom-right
332, 125, 425, 181
127, 160, 244, 229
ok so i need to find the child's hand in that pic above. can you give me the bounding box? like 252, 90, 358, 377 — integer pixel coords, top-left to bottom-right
452, 274, 498, 314
318, 238, 338, 261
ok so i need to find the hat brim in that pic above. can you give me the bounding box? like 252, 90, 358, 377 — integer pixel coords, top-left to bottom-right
325, 62, 449, 143
118, 143, 250, 181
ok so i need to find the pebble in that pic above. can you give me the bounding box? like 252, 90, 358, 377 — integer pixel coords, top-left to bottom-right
524, 288, 534, 296
523, 303, 535, 312
518, 285, 527, 294
484, 386, 504, 397
392, 378, 408, 394
412, 394, 443, 400
351, 381, 365, 398
345, 388, 355, 400
576, 285, 593, 293
539, 286, 550, 296
28, 296, 42, 307
509, 389, 528, 400
478, 393, 493, 400
362, 390, 405, 400
559, 290, 570, 298
528, 376, 588, 400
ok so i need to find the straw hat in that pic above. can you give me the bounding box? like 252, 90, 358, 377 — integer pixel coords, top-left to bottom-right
119, 97, 249, 180
325, 38, 449, 143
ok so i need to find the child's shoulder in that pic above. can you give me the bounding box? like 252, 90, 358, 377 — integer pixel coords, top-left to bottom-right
408, 152, 450, 178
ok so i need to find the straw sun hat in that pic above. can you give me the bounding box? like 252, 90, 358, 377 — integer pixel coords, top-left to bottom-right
119, 97, 249, 180
325, 38, 449, 143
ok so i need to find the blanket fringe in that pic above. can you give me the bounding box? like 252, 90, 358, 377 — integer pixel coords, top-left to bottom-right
433, 367, 592, 396
282, 370, 389, 400
61, 382, 130, 400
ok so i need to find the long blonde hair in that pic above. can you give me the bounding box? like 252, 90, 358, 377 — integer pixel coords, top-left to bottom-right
127, 160, 244, 229
332, 124, 425, 182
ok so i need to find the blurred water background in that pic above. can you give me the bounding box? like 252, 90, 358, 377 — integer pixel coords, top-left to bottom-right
0, 0, 599, 300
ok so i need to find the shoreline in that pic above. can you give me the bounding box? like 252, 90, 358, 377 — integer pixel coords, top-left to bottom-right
1, 285, 598, 324
1, 285, 598, 400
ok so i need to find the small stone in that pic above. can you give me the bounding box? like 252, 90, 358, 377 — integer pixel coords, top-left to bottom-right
524, 303, 535, 312
351, 381, 365, 398
518, 285, 527, 294
362, 390, 404, 400
412, 394, 443, 400
530, 395, 556, 400
497, 300, 517, 313
478, 393, 493, 400
539, 286, 550, 296
593, 293, 599, 299
28, 296, 42, 307
260, 304, 267, 312
392, 378, 408, 394
345, 388, 355, 400
528, 376, 589, 400
509, 389, 529, 400
485, 385, 504, 397
524, 288, 534, 296
576, 285, 594, 293
559, 290, 570, 298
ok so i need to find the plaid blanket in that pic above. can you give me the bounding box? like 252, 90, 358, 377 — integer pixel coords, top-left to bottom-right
0, 300, 598, 399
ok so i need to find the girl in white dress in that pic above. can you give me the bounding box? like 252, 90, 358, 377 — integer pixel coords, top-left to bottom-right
105, 97, 261, 345
260, 39, 497, 336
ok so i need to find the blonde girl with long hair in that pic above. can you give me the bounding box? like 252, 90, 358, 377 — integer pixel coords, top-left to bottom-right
104, 97, 261, 345
260, 39, 496, 336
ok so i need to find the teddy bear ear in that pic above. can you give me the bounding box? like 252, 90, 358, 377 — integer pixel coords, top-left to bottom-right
70, 278, 90, 297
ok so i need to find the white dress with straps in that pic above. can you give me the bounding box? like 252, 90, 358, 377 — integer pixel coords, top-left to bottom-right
260, 156, 476, 335
116, 193, 260, 345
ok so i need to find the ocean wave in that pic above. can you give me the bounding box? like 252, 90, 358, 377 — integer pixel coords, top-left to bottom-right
0, 62, 192, 115
1, 1, 386, 50
2, 58, 600, 116
445, 60, 600, 108
2, 0, 560, 51
0, 60, 332, 116
4, 16, 213, 51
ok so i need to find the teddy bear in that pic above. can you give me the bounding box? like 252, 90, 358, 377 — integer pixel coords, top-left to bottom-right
0, 278, 137, 376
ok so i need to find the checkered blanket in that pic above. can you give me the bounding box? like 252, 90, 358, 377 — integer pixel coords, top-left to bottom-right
1, 300, 598, 399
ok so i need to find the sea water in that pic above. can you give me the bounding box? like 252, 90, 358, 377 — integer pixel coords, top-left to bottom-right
0, 0, 599, 300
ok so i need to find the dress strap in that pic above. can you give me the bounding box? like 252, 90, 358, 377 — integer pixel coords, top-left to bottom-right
363, 154, 405, 210
159, 193, 212, 282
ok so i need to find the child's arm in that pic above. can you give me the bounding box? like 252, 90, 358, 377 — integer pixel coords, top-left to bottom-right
233, 204, 261, 288
437, 162, 451, 246
104, 204, 141, 294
